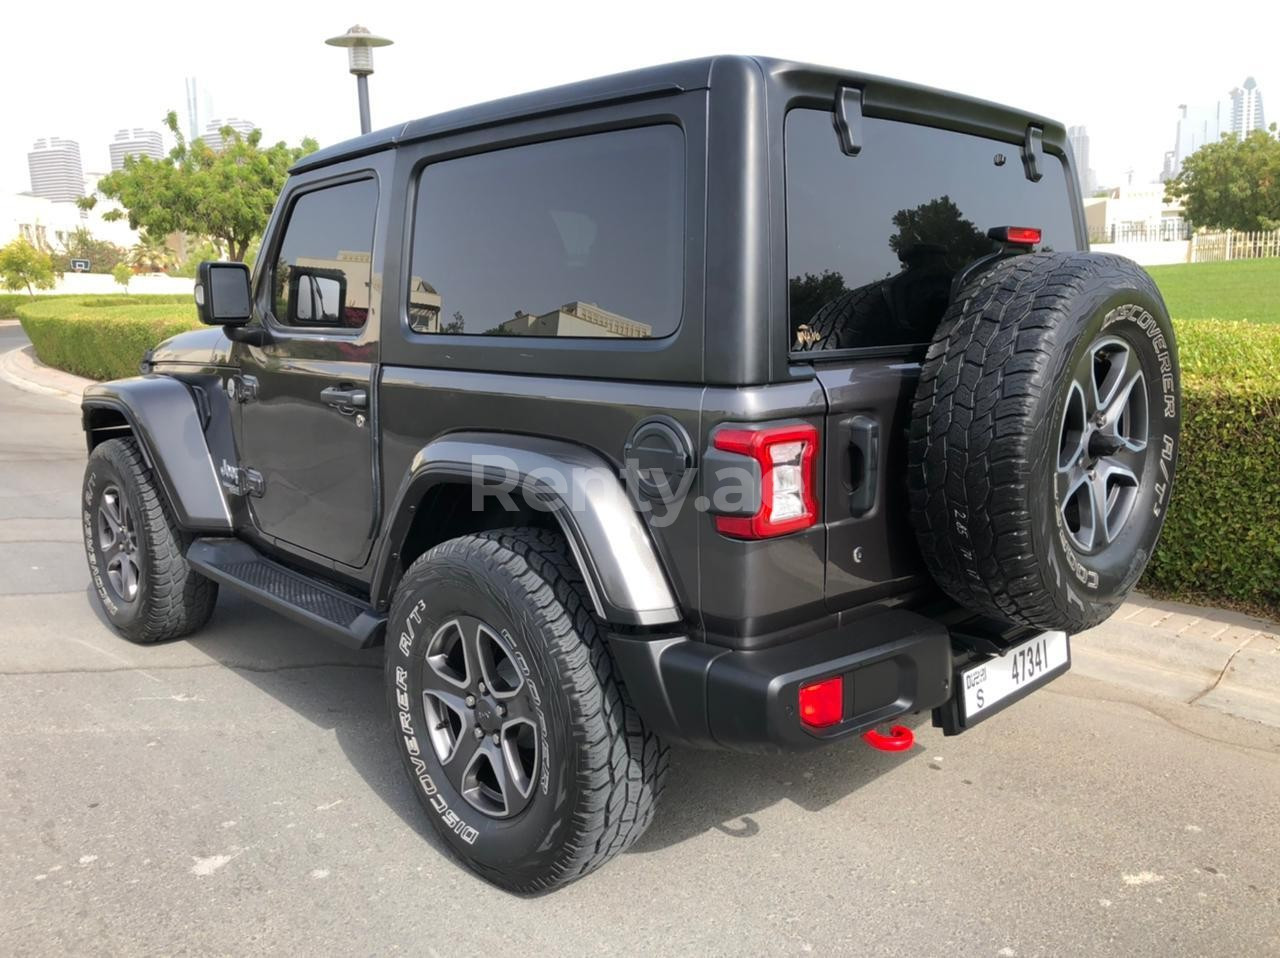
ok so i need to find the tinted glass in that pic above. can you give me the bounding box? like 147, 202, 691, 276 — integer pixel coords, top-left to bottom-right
407, 125, 684, 338
786, 109, 1079, 351
272, 178, 378, 329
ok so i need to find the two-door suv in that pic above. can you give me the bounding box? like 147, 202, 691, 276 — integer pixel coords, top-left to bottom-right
79, 56, 1179, 891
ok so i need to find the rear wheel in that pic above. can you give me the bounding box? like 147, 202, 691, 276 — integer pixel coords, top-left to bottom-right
908, 252, 1180, 632
386, 528, 667, 892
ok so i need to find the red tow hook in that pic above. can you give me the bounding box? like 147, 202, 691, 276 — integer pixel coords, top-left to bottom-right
861, 725, 915, 752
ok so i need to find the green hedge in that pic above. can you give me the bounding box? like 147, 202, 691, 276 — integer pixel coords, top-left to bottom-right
16, 295, 200, 381
1, 293, 48, 318
1141, 320, 1280, 613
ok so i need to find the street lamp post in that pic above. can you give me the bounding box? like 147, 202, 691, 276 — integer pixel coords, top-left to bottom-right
325, 25, 393, 136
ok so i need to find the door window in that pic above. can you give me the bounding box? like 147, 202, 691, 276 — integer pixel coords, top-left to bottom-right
271, 178, 378, 330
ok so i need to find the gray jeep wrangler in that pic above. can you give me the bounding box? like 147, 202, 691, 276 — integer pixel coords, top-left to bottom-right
79, 56, 1180, 892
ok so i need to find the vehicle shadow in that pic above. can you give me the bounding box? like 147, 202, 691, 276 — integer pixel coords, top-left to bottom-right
88, 588, 931, 869
632, 717, 927, 853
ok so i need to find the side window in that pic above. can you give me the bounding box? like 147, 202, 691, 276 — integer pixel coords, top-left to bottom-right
405, 125, 685, 338
271, 178, 378, 330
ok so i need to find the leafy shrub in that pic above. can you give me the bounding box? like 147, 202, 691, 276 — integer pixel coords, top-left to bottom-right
1141, 320, 1280, 613
16, 295, 200, 381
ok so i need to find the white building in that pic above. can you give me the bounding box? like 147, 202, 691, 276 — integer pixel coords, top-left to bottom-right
202, 118, 256, 151
2, 169, 141, 254
109, 128, 164, 170
27, 137, 85, 203
1083, 184, 1187, 244
1229, 77, 1265, 138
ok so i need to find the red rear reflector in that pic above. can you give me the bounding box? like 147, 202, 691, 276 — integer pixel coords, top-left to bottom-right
798, 676, 844, 728
988, 225, 1042, 246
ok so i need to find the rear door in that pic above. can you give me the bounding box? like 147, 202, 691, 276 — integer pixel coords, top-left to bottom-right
782, 108, 1082, 613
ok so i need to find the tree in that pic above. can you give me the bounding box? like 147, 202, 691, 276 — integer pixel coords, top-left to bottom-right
84, 112, 318, 262
49, 227, 126, 275
175, 238, 223, 278
112, 262, 133, 293
0, 239, 57, 296
128, 231, 178, 273
888, 195, 992, 270
1165, 126, 1280, 231
788, 270, 848, 329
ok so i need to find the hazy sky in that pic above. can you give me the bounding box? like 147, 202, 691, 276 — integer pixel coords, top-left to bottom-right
7, 0, 1275, 195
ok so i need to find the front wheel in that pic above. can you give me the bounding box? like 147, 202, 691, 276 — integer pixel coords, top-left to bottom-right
386, 528, 668, 892
81, 437, 218, 642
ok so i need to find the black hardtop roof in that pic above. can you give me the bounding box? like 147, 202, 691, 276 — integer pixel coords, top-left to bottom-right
292, 55, 1065, 173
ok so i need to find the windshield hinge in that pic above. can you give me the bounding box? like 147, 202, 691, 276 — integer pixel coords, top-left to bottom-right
218, 459, 265, 498
1021, 124, 1044, 182
228, 374, 259, 404
835, 86, 864, 157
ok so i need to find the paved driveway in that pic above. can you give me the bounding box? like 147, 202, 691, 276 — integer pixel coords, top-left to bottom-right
2, 325, 1278, 956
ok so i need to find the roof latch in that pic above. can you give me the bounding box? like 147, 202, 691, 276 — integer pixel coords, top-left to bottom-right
1021, 124, 1044, 182
835, 86, 864, 156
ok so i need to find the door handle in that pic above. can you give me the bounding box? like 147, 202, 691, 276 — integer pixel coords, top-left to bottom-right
848, 415, 879, 517
320, 385, 368, 411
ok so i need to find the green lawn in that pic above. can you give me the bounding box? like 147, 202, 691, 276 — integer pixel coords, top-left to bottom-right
1146, 258, 1280, 325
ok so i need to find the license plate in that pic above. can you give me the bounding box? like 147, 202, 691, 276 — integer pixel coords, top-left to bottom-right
960, 630, 1070, 723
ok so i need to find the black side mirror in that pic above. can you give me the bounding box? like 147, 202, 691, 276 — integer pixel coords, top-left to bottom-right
195, 262, 253, 327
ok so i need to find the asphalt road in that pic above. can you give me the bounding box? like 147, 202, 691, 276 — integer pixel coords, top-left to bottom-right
2, 324, 1279, 957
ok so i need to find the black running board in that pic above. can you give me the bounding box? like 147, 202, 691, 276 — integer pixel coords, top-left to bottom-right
187, 538, 385, 649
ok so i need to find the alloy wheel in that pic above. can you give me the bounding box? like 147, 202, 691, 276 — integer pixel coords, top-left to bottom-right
420, 616, 540, 818
97, 484, 142, 602
1057, 336, 1149, 553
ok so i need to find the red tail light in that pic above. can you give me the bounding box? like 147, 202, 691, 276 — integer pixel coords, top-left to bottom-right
988, 225, 1042, 246
798, 676, 844, 728
713, 423, 818, 539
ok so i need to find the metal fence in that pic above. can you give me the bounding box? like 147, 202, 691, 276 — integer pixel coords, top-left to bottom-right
1190, 229, 1280, 263
1087, 222, 1191, 245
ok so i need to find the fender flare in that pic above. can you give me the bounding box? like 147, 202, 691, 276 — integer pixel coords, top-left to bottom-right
372, 432, 681, 627
81, 377, 233, 533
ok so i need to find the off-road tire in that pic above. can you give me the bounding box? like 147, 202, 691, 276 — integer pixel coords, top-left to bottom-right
908, 252, 1180, 633
82, 437, 218, 642
386, 528, 668, 893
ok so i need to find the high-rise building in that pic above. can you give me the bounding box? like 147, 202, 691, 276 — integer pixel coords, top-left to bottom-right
27, 137, 85, 203
108, 128, 164, 170
1229, 77, 1265, 138
184, 77, 214, 143
202, 117, 257, 151
1067, 125, 1097, 196
1169, 77, 1267, 179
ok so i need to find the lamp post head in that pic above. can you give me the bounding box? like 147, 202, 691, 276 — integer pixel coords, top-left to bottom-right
325, 24, 393, 77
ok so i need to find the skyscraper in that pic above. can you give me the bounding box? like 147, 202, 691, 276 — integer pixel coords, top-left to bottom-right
1169, 77, 1267, 179
1229, 77, 1265, 137
27, 137, 86, 202
1067, 125, 1097, 196
108, 128, 164, 170
184, 77, 210, 142
202, 118, 257, 152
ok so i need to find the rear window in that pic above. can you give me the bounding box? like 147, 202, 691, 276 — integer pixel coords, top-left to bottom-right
406, 125, 685, 339
786, 108, 1079, 351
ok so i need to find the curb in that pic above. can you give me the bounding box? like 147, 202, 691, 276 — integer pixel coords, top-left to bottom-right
0, 345, 93, 404
1073, 593, 1280, 729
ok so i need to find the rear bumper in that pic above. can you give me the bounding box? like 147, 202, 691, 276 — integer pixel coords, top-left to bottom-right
608, 608, 955, 751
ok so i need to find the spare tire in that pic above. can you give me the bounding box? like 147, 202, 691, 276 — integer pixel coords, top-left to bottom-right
907, 252, 1180, 633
